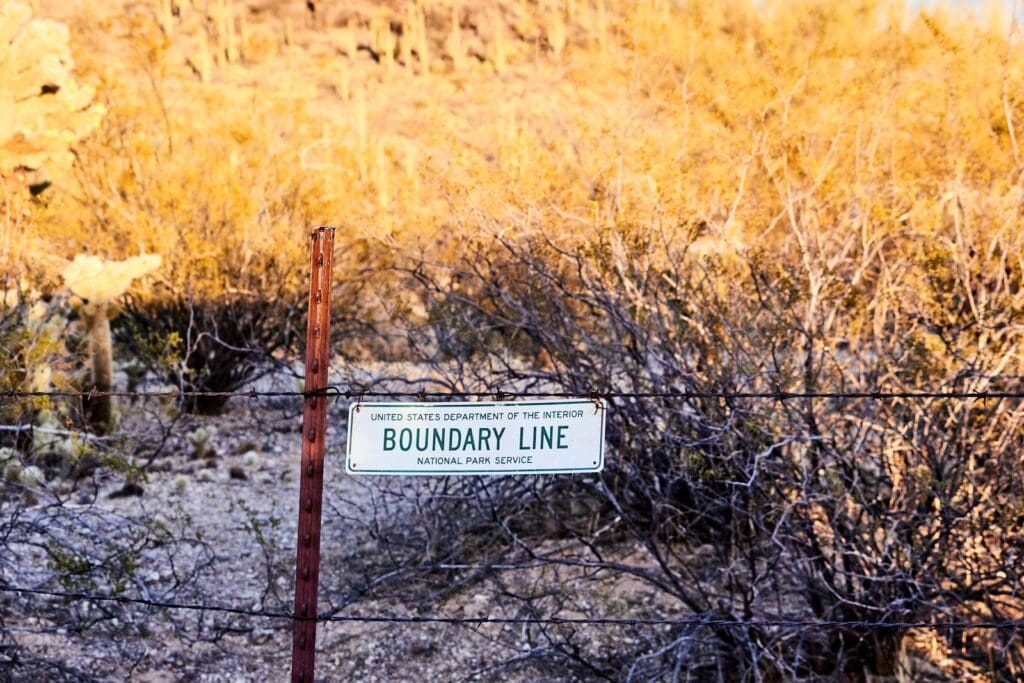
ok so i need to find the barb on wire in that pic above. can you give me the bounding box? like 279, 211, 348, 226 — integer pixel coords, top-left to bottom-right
3, 585, 1024, 631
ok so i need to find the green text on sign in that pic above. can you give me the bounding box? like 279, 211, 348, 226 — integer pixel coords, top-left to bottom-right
346, 399, 606, 475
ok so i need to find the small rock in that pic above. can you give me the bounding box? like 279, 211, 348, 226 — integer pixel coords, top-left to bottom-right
109, 482, 144, 498
249, 630, 273, 645
408, 641, 436, 658
229, 466, 247, 481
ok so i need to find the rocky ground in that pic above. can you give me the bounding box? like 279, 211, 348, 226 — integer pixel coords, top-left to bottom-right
1, 367, 657, 681
1, 367, 992, 681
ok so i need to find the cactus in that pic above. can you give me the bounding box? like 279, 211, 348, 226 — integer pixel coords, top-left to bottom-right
445, 5, 463, 71
238, 7, 249, 62
217, 0, 237, 64
399, 7, 414, 67
30, 408, 76, 467
241, 450, 262, 469
4, 460, 22, 482
61, 254, 161, 434
0, 1, 104, 179
370, 15, 394, 69
187, 425, 218, 459
283, 16, 294, 48
20, 464, 44, 487
411, 4, 430, 73
196, 27, 211, 83
547, 4, 566, 59
158, 0, 174, 37
490, 11, 507, 73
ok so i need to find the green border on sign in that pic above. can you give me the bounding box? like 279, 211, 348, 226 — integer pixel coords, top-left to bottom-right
345, 399, 606, 475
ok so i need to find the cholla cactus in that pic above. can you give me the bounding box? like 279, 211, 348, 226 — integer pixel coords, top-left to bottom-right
61, 254, 162, 304
445, 5, 463, 71
19, 464, 44, 487
3, 460, 21, 483
187, 426, 217, 459
62, 254, 161, 434
241, 450, 261, 469
0, 1, 104, 178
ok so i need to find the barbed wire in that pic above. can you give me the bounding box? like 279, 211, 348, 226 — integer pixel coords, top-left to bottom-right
3, 386, 1024, 401
2, 585, 1023, 631
6, 384, 1024, 644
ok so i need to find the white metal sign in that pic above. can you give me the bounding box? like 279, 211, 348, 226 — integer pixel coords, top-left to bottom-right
346, 399, 606, 475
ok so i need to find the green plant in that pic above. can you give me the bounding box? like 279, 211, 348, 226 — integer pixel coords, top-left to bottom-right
116, 286, 305, 414
0, 280, 66, 451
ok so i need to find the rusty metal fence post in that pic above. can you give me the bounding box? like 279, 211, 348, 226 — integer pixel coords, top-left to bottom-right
291, 226, 335, 682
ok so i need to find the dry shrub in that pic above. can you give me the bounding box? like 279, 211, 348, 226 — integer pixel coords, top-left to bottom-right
0, 282, 65, 449
342, 199, 1024, 678
114, 285, 303, 414
0, 0, 102, 444
327, 3, 1024, 675
30, 84, 354, 405
12, 0, 1023, 353
3, 0, 1024, 676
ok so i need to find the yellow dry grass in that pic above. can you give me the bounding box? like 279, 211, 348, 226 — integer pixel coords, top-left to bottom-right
1, 0, 1021, 304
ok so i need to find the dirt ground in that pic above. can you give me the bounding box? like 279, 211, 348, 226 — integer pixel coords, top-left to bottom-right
2, 366, 661, 681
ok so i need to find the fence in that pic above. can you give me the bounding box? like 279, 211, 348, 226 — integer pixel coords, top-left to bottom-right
3, 382, 1024, 679
5, 227, 1024, 679
5, 582, 1024, 631
6, 389, 1024, 618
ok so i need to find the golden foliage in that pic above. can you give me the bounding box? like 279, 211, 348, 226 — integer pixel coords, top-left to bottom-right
2, 0, 1021, 320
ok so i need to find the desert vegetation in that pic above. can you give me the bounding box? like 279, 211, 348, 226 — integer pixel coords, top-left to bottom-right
3, 0, 1024, 680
